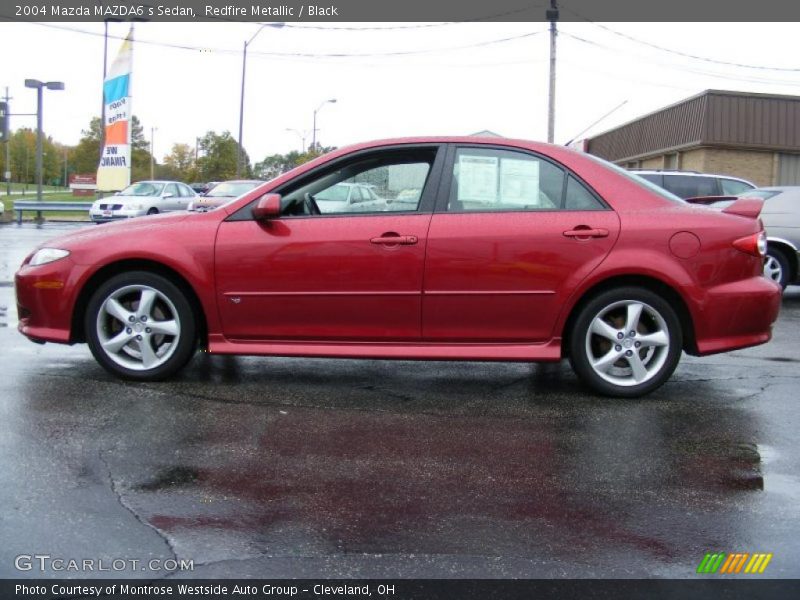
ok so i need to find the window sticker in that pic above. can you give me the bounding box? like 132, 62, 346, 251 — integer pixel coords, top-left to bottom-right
500, 158, 539, 206
458, 155, 498, 203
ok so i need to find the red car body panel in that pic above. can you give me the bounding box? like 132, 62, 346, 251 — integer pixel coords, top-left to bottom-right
15, 136, 782, 365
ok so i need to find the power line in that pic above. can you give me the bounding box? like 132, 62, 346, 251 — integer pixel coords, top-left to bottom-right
18, 21, 545, 59
559, 2, 800, 72
560, 31, 800, 87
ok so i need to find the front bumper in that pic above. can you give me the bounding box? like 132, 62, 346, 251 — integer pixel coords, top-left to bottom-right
89, 208, 147, 223
692, 275, 782, 355
15, 258, 90, 344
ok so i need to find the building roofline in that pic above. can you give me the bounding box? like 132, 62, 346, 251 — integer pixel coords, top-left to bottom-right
588, 89, 800, 142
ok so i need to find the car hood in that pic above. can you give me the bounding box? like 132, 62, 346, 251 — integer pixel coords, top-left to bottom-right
33, 212, 192, 254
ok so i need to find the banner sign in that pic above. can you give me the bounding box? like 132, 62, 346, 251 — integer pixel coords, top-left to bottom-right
97, 27, 133, 192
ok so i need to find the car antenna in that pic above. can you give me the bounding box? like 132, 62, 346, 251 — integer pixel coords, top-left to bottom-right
564, 100, 628, 147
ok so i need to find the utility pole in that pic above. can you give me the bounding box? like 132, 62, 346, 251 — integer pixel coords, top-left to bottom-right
150, 126, 156, 179
3, 87, 10, 196
546, 0, 559, 144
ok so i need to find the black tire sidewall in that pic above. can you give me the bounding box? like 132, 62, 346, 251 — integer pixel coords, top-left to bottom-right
85, 271, 196, 381
569, 287, 683, 398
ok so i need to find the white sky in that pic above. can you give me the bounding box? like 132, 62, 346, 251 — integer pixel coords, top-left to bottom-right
1, 21, 799, 163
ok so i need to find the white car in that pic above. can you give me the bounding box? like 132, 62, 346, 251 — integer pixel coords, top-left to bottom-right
90, 181, 197, 223
312, 182, 386, 213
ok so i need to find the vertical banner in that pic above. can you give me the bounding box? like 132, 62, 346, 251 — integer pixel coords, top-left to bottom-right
97, 28, 133, 191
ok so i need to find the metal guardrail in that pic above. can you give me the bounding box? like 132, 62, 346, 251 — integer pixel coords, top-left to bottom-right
13, 200, 93, 224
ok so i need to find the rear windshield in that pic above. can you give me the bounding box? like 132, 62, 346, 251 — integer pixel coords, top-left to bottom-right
739, 189, 781, 201
583, 155, 686, 204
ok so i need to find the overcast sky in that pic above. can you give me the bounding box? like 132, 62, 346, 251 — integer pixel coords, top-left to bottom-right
1, 21, 798, 163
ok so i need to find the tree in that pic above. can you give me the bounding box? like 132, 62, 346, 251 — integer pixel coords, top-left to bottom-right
161, 143, 197, 182
196, 131, 249, 181
253, 145, 337, 180
71, 115, 153, 181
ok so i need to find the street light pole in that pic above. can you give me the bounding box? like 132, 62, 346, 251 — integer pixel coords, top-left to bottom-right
237, 22, 285, 178
25, 79, 64, 202
311, 98, 336, 152
285, 128, 308, 153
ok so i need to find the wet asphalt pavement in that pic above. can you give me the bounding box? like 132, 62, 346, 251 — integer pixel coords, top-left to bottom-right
1, 222, 799, 580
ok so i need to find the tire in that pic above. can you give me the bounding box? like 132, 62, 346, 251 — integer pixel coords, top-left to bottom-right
85, 271, 197, 381
147, 207, 159, 215
764, 247, 790, 290
568, 287, 683, 398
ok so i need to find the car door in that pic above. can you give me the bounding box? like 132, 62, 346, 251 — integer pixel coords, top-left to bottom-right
176, 183, 196, 211
422, 145, 620, 343
161, 183, 180, 211
214, 145, 445, 342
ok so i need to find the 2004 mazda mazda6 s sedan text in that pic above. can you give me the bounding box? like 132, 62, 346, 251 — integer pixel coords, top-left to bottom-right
15, 137, 782, 397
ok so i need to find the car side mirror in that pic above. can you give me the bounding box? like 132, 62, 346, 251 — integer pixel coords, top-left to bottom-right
253, 193, 282, 220
163, 193, 174, 199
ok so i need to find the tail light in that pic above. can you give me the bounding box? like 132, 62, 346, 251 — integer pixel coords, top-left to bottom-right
732, 231, 767, 257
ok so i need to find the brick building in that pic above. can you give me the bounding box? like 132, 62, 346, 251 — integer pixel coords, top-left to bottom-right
585, 90, 800, 186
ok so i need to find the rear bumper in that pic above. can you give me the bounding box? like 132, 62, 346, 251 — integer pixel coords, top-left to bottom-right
692, 275, 782, 355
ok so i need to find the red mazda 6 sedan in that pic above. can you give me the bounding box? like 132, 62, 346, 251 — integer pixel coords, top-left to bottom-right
15, 137, 782, 397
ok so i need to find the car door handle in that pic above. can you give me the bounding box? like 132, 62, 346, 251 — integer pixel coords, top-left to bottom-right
370, 234, 418, 245
563, 228, 609, 238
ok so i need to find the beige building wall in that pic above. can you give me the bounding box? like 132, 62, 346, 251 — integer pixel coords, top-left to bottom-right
701, 148, 774, 186
678, 149, 706, 172
619, 147, 776, 186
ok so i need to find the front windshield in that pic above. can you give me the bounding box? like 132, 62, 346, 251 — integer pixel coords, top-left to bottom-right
205, 182, 260, 197
583, 154, 686, 204
119, 182, 165, 197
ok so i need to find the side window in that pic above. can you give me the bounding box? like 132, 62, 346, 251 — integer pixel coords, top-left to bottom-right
564, 175, 604, 210
280, 149, 436, 216
720, 179, 753, 196
449, 148, 565, 212
164, 183, 178, 197
663, 175, 718, 198
179, 184, 195, 197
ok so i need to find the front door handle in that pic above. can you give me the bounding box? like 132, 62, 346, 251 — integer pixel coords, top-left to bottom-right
370, 234, 418, 245
563, 227, 609, 239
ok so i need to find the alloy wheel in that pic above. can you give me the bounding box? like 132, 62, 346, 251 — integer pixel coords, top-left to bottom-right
764, 255, 783, 283
584, 299, 671, 387
95, 284, 181, 371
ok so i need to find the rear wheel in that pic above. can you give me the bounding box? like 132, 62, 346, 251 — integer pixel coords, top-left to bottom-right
764, 247, 790, 289
85, 271, 196, 380
569, 287, 683, 398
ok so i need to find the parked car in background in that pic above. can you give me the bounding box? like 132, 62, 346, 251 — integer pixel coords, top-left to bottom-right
16, 137, 781, 398
631, 169, 756, 199
738, 187, 800, 289
312, 181, 386, 213
89, 181, 197, 223
188, 180, 264, 212
684, 187, 800, 289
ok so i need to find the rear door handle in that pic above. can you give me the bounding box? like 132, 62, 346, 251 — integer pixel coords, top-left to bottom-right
563, 228, 609, 238
370, 234, 418, 245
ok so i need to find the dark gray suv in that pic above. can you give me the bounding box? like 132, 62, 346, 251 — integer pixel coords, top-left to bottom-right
632, 170, 756, 199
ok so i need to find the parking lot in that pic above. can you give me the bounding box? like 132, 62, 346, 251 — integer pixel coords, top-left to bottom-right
1, 222, 799, 579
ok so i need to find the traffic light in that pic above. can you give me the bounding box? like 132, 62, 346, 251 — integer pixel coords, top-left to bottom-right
0, 101, 8, 142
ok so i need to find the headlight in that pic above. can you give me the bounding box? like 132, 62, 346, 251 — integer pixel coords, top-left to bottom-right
29, 248, 70, 266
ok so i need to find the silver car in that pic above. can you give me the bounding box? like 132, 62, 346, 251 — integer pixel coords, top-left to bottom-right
90, 181, 197, 223
742, 187, 800, 289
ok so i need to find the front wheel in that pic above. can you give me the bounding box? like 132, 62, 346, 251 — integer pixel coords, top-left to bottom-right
85, 271, 197, 381
569, 287, 683, 398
